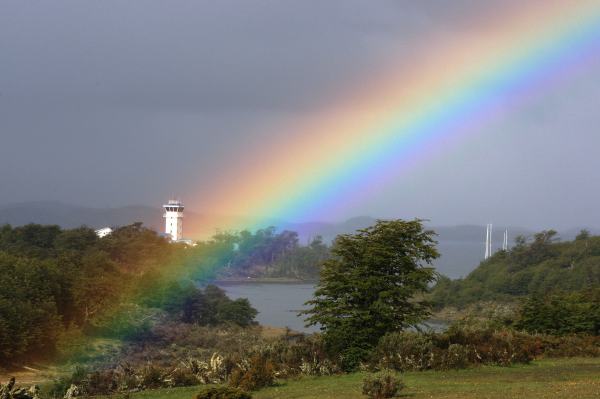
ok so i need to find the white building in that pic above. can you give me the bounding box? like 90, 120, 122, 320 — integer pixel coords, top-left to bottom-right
95, 227, 113, 238
163, 199, 184, 241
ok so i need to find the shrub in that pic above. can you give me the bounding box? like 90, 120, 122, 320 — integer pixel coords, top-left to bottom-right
87, 370, 118, 395
375, 332, 434, 371
168, 368, 199, 387
48, 377, 72, 399
195, 386, 252, 399
48, 365, 88, 398
362, 371, 405, 399
373, 327, 542, 371
229, 353, 275, 391
440, 325, 537, 366
270, 334, 338, 377
439, 344, 469, 369
139, 364, 164, 389
536, 334, 600, 357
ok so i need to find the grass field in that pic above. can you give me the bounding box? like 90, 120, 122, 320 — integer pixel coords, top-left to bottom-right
117, 357, 600, 399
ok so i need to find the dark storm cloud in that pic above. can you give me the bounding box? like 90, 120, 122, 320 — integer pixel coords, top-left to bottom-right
1, 0, 599, 229
0, 0, 504, 112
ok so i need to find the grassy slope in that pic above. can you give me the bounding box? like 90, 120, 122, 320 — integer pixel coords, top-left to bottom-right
117, 358, 600, 399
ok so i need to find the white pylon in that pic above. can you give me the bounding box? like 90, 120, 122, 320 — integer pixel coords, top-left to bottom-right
503, 229, 509, 251
485, 223, 493, 259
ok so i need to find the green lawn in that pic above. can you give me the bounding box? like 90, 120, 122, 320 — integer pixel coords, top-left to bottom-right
107, 358, 600, 399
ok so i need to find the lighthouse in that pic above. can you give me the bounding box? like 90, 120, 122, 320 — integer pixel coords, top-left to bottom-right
163, 199, 184, 241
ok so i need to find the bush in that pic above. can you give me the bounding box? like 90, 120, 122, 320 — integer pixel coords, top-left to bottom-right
87, 370, 118, 395
228, 353, 275, 391
373, 327, 541, 372
439, 325, 537, 366
375, 332, 434, 371
195, 386, 252, 399
271, 334, 338, 377
168, 368, 199, 387
48, 365, 88, 398
362, 371, 404, 399
536, 334, 600, 357
139, 364, 164, 389
439, 344, 469, 369
48, 377, 72, 399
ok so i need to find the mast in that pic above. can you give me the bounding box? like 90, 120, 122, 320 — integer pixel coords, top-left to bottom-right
485, 223, 493, 259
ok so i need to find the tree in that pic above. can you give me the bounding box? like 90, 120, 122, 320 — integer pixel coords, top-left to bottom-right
217, 298, 258, 327
576, 229, 591, 241
302, 219, 439, 370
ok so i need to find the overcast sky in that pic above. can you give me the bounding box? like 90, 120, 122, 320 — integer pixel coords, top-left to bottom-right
1, 1, 599, 229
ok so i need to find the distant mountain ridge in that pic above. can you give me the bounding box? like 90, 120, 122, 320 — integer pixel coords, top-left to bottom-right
1, 201, 596, 279
0, 201, 165, 231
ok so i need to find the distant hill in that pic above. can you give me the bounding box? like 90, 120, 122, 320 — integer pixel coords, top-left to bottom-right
0, 201, 166, 231
280, 218, 537, 278
431, 231, 600, 308
1, 201, 596, 279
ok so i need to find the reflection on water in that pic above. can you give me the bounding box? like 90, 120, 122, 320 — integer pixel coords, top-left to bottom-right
218, 283, 319, 333
218, 283, 448, 334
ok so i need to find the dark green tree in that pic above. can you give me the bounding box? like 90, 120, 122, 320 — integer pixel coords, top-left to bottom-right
217, 298, 258, 327
576, 229, 591, 241
516, 289, 600, 335
302, 219, 439, 370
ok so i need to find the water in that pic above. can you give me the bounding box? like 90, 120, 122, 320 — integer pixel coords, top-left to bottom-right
218, 282, 319, 333
218, 282, 448, 333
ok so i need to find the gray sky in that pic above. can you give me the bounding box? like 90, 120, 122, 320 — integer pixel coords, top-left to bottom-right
1, 0, 599, 229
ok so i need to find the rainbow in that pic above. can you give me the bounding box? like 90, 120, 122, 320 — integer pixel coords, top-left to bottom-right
188, 0, 600, 237
60, 1, 600, 362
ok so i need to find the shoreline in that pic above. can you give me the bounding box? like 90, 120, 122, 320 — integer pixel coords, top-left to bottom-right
213, 277, 318, 284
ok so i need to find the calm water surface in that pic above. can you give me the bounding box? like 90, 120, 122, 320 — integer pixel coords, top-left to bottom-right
218, 282, 447, 333
218, 283, 319, 333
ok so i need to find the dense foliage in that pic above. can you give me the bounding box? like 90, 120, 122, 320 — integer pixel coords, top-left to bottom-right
303, 219, 439, 370
0, 221, 332, 364
0, 223, 148, 362
0, 223, 264, 364
431, 230, 600, 308
516, 289, 600, 335
373, 325, 600, 372
45, 319, 600, 398
208, 228, 329, 280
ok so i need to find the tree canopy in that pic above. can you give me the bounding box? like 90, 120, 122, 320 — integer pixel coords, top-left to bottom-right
303, 219, 439, 370
0, 223, 258, 364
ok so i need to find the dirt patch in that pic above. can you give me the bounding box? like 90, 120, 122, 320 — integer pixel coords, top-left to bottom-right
0, 365, 61, 385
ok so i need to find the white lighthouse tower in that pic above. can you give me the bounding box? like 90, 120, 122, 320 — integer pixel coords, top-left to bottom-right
163, 199, 184, 241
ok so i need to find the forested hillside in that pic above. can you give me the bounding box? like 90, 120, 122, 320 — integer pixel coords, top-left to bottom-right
431, 230, 600, 308
0, 224, 234, 363
0, 223, 329, 364
2, 201, 565, 279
